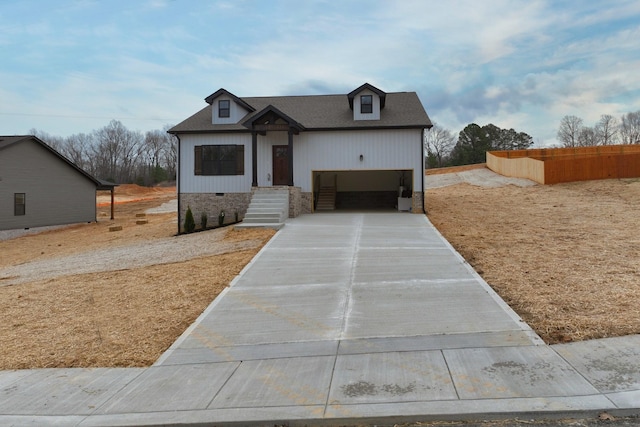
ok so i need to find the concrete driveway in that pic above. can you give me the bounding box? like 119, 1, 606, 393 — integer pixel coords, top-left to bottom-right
1, 212, 638, 426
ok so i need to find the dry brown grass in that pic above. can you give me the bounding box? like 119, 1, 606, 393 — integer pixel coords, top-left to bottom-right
3, 179, 639, 369
426, 177, 640, 344
0, 185, 275, 369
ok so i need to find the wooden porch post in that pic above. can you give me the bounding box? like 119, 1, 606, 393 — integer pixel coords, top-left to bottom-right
252, 131, 258, 187
288, 129, 294, 186
110, 188, 115, 220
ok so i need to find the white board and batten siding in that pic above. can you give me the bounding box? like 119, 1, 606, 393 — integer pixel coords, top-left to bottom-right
0, 140, 97, 230
211, 97, 250, 125
353, 89, 381, 121
179, 128, 423, 194
293, 129, 423, 193
179, 133, 252, 194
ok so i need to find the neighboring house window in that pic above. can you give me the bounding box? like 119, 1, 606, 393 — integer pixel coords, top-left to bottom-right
218, 100, 230, 118
194, 145, 244, 175
360, 95, 373, 114
14, 193, 25, 216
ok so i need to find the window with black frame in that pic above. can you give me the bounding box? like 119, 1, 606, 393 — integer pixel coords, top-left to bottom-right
360, 95, 373, 114
218, 100, 230, 118
194, 145, 244, 175
14, 193, 25, 216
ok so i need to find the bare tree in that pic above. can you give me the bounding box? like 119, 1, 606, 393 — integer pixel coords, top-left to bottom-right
620, 110, 640, 144
578, 126, 598, 146
140, 128, 177, 184
163, 127, 178, 181
62, 133, 93, 171
120, 130, 143, 183
29, 128, 65, 151
557, 115, 583, 147
92, 120, 142, 182
424, 124, 455, 168
595, 114, 619, 146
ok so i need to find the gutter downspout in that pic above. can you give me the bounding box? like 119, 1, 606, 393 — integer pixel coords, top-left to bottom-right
421, 128, 426, 214
175, 134, 181, 235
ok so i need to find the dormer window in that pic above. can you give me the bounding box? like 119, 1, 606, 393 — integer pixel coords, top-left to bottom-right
360, 95, 373, 114
348, 84, 385, 121
218, 100, 230, 118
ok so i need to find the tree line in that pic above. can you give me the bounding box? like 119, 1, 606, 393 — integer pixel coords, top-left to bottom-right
424, 122, 534, 168
31, 120, 177, 185
425, 110, 640, 169
556, 111, 640, 147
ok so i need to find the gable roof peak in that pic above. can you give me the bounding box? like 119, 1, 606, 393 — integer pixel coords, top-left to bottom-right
242, 104, 306, 132
204, 88, 255, 112
347, 83, 386, 109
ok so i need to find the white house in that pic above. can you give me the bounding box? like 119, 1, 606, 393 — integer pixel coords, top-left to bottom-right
169, 83, 432, 232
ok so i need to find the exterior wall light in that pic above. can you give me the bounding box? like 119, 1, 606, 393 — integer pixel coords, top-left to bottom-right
359, 154, 364, 161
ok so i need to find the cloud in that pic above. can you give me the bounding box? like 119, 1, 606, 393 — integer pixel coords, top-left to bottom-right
2, 0, 640, 146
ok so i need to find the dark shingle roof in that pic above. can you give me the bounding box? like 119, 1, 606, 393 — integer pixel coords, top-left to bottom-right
169, 90, 432, 134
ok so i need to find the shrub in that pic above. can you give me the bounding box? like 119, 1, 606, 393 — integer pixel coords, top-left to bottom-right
201, 211, 208, 229
184, 206, 195, 233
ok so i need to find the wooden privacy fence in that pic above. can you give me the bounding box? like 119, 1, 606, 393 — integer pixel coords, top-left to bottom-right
487, 145, 640, 184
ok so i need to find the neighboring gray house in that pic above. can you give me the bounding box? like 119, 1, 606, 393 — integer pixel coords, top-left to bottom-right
169, 83, 432, 231
0, 135, 108, 230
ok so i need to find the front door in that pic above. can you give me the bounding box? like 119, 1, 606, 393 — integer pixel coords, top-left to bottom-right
272, 145, 289, 185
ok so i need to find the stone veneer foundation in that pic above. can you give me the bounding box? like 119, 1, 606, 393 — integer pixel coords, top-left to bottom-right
412, 191, 424, 213
301, 192, 313, 214
179, 188, 421, 232
179, 193, 251, 232
179, 188, 312, 233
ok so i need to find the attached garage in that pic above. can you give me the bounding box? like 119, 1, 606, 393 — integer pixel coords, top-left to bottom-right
313, 169, 415, 211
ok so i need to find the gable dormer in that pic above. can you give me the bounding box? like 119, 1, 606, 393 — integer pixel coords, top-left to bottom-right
204, 88, 255, 125
347, 83, 386, 121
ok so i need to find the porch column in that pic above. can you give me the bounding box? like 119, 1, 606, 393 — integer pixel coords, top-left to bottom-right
110, 188, 115, 220
251, 131, 258, 187
288, 128, 294, 186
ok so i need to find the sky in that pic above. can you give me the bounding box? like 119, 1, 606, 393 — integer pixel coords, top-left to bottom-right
2, 0, 640, 146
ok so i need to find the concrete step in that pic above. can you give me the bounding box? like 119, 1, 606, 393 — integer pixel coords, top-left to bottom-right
244, 212, 282, 220
251, 193, 289, 200
249, 199, 288, 205
247, 205, 284, 214
234, 222, 284, 230
242, 189, 289, 229
249, 202, 287, 208
251, 194, 288, 199
243, 217, 282, 224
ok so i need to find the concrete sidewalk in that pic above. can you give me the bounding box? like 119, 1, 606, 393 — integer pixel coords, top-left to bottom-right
1, 213, 638, 426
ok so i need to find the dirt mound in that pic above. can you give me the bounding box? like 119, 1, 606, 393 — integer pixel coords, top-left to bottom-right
113, 184, 175, 197
97, 185, 176, 206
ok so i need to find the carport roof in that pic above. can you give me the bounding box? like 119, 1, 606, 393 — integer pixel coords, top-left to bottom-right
169, 90, 432, 134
